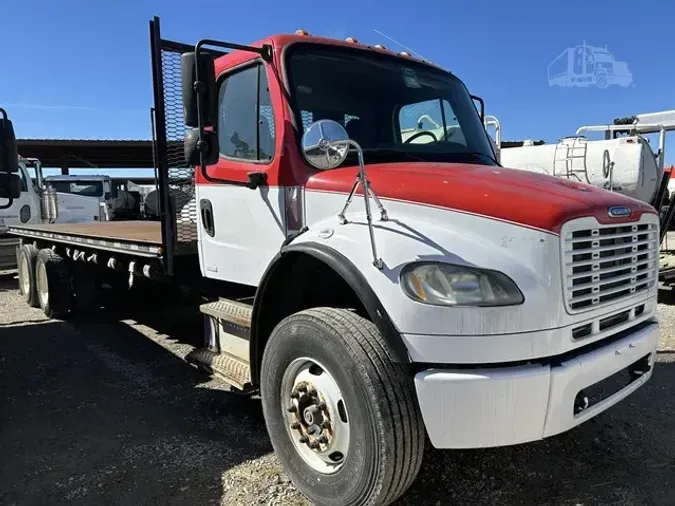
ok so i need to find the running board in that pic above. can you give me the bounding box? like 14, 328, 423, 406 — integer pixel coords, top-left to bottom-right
193, 298, 253, 391
200, 299, 252, 327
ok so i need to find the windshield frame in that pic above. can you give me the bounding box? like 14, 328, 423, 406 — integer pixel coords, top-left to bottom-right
281, 41, 499, 167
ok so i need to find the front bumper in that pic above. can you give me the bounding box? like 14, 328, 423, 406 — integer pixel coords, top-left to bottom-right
415, 320, 659, 449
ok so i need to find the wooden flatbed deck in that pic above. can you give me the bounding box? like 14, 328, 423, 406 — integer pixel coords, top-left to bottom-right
11, 221, 162, 244
9, 221, 163, 258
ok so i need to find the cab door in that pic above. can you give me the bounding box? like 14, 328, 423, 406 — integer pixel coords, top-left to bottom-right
196, 59, 285, 287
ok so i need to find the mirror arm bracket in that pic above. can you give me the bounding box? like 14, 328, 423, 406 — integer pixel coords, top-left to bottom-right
246, 172, 267, 189
336, 140, 387, 270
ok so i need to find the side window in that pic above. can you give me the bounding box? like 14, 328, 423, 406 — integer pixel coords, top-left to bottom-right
217, 64, 276, 162
398, 99, 464, 145
18, 168, 28, 192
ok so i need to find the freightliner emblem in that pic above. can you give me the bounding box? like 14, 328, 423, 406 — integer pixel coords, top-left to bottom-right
607, 206, 632, 218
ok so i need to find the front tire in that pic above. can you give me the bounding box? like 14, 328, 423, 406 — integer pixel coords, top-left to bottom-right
17, 243, 39, 308
260, 308, 424, 506
35, 249, 71, 319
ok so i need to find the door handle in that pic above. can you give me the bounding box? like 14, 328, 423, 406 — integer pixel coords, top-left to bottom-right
199, 199, 215, 237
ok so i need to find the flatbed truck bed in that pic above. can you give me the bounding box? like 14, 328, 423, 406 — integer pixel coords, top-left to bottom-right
9, 221, 163, 258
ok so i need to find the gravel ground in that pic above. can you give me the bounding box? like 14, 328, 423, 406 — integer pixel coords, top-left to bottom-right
1, 270, 674, 506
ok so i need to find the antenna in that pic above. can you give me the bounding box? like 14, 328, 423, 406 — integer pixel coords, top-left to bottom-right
372, 29, 429, 60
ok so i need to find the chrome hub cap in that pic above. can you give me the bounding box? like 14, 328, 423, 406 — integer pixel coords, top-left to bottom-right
282, 358, 350, 474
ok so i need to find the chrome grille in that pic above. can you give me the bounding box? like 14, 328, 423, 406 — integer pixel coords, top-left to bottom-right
562, 216, 659, 312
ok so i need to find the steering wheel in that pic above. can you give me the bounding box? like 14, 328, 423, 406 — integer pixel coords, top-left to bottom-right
404, 130, 438, 144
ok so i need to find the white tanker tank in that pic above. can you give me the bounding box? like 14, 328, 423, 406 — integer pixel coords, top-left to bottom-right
492, 110, 675, 205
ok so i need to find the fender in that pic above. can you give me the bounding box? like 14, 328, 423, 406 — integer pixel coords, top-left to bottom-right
250, 241, 411, 385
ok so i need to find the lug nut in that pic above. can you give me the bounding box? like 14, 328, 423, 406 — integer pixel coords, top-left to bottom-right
287, 405, 297, 413
291, 422, 301, 430
317, 435, 328, 444
317, 402, 327, 410
308, 441, 320, 449
307, 388, 317, 397
320, 421, 331, 430
298, 385, 308, 393
290, 392, 299, 399
299, 436, 309, 444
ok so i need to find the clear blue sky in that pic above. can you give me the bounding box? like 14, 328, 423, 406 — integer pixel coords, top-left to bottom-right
2, 0, 674, 176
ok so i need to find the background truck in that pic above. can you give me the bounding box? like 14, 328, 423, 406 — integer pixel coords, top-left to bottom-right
0, 155, 105, 270
1, 18, 661, 506
492, 110, 675, 282
44, 174, 143, 220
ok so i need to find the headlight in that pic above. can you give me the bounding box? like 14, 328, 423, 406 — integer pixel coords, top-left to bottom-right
400, 262, 524, 307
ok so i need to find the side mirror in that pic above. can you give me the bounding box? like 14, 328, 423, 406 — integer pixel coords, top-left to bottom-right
0, 108, 20, 201
184, 128, 219, 166
0, 173, 21, 199
301, 119, 351, 170
471, 95, 485, 123
181, 52, 217, 128
0, 109, 19, 174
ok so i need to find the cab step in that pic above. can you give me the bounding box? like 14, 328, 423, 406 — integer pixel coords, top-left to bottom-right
200, 298, 252, 327
185, 348, 252, 391
194, 298, 253, 391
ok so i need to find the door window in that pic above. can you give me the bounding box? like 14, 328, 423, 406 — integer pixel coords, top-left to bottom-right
217, 64, 276, 162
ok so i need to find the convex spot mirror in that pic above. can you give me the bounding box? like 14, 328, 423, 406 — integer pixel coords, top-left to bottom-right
301, 119, 351, 170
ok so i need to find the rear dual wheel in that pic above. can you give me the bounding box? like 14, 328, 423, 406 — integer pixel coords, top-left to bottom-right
35, 249, 71, 319
261, 308, 425, 506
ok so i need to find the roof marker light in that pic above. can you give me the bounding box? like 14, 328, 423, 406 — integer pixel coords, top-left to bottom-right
295, 29, 310, 36
345, 37, 359, 43
399, 51, 411, 57
374, 44, 387, 50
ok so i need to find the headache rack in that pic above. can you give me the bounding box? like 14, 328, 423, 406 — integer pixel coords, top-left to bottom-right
148, 17, 226, 275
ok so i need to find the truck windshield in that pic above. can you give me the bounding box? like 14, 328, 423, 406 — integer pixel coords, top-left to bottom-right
50, 181, 104, 198
286, 44, 497, 166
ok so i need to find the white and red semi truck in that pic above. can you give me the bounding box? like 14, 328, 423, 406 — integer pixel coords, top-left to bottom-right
0, 18, 661, 506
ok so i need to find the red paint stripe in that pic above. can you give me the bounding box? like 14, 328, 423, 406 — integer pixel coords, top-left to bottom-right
304, 163, 657, 233
306, 188, 561, 234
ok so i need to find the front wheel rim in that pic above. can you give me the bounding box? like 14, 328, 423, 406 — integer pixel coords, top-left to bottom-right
280, 357, 351, 474
36, 262, 49, 308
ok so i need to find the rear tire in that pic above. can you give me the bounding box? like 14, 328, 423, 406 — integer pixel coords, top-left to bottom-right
17, 244, 39, 308
260, 308, 424, 506
35, 249, 71, 319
